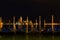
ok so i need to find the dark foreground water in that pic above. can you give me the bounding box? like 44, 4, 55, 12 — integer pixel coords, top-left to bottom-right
0, 34, 60, 40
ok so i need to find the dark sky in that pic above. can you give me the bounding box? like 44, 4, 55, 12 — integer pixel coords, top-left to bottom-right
0, 0, 60, 17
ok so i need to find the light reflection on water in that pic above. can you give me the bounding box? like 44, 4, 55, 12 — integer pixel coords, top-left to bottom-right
0, 34, 59, 40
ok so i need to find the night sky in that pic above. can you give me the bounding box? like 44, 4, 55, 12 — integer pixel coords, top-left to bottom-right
0, 0, 60, 17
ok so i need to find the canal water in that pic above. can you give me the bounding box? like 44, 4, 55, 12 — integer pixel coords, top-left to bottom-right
0, 34, 59, 40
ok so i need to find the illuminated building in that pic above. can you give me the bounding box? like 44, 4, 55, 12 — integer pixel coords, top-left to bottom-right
0, 15, 60, 33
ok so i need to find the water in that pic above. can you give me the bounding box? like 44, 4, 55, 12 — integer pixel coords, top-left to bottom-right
0, 34, 59, 40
